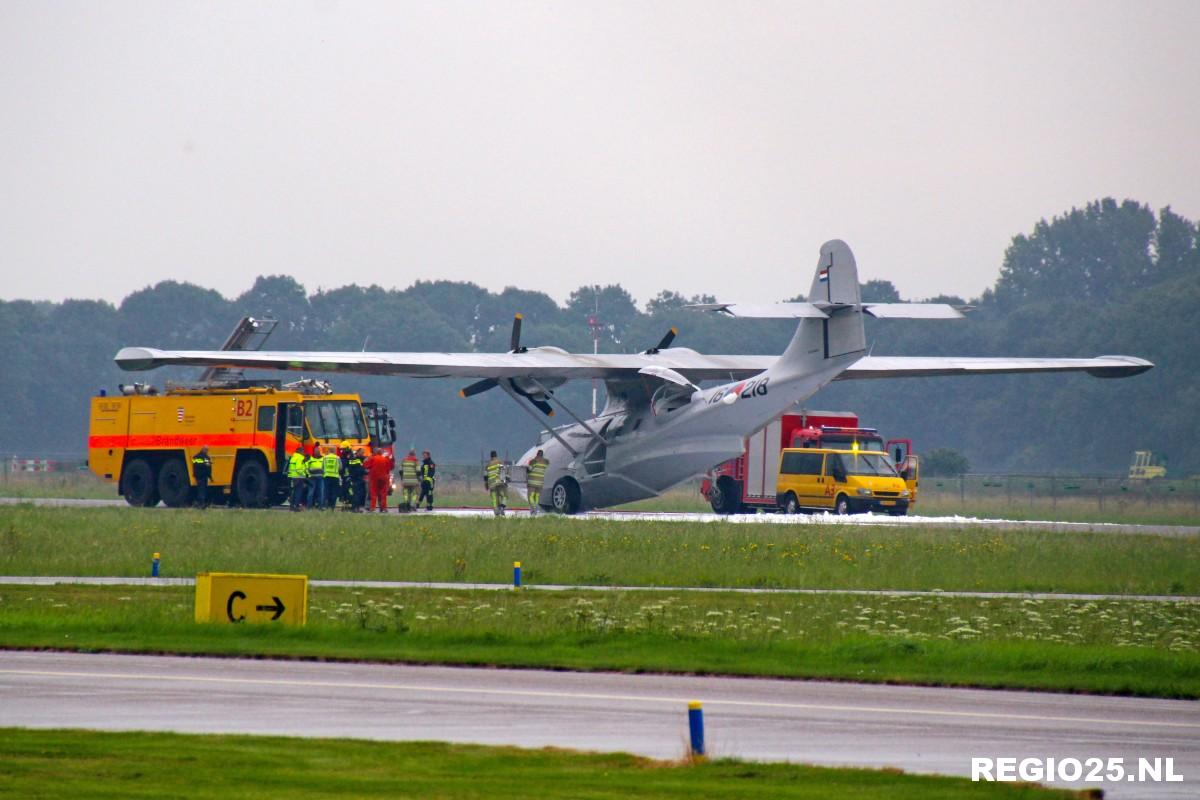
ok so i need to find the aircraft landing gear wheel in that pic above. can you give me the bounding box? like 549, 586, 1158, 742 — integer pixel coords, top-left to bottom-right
122, 458, 160, 507
157, 458, 192, 508
235, 460, 270, 508
834, 494, 851, 516
550, 478, 581, 515
782, 492, 799, 515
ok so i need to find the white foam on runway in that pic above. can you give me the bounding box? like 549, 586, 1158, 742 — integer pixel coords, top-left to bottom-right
2, 496, 1193, 535
405, 506, 1196, 535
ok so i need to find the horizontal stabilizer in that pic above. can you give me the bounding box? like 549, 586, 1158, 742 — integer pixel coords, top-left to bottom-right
686, 302, 829, 318
689, 301, 966, 319
861, 303, 968, 319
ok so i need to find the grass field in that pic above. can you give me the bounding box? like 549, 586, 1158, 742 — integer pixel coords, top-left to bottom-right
1, 506, 1196, 595
3, 506, 1197, 696
3, 469, 1199, 524
3, 584, 1197, 697
0, 728, 1088, 799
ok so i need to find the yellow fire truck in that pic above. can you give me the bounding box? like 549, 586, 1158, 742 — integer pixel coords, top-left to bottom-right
88, 381, 395, 507
88, 316, 395, 508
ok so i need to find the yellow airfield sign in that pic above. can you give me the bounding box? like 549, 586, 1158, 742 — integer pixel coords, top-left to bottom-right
195, 572, 308, 625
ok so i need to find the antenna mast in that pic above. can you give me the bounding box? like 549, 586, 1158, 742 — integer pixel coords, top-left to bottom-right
587, 287, 603, 415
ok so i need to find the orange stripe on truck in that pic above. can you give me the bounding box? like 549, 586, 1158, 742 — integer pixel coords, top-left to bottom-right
87, 433, 277, 449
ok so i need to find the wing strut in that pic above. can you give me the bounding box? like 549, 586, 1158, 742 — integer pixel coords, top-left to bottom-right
527, 378, 607, 447
498, 382, 578, 457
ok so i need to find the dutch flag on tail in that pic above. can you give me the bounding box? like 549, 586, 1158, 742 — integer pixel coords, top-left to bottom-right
818, 265, 831, 283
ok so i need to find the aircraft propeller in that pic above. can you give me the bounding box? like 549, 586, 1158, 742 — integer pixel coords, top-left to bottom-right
458, 314, 552, 415
510, 313, 527, 353
644, 327, 678, 355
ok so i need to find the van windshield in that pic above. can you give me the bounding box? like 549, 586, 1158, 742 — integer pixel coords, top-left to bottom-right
829, 452, 899, 478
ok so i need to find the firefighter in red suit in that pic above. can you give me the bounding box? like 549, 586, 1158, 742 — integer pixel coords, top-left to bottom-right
365, 448, 394, 513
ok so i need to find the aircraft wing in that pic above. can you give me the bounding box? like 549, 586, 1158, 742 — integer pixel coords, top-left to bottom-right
116, 346, 1151, 382
113, 346, 775, 382
837, 355, 1153, 380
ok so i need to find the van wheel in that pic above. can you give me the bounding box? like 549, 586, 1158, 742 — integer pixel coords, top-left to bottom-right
550, 478, 582, 515
834, 494, 852, 515
782, 492, 799, 515
157, 458, 192, 508
235, 460, 270, 508
122, 459, 159, 507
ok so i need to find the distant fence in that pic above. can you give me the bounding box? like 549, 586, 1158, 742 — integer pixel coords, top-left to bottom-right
2, 456, 88, 474
4, 457, 1198, 513
920, 473, 1200, 511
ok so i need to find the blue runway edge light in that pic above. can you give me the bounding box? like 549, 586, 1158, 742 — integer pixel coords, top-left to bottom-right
688, 700, 705, 757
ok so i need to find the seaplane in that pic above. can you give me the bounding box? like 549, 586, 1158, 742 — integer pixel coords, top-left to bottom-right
116, 240, 1152, 513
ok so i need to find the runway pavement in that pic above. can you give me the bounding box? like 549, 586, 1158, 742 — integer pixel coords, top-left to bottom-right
1, 574, 1195, 603
1, 650, 1196, 798
2, 496, 1197, 536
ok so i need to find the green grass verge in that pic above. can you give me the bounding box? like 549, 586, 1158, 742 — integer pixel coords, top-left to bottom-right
5, 469, 1199, 524
3, 585, 1197, 698
0, 728, 1091, 799
1, 506, 1197, 595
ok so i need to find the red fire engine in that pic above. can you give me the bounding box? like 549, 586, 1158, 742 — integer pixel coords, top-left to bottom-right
700, 410, 918, 514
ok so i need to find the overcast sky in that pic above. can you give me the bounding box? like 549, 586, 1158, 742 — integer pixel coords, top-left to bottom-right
2, 1, 1197, 311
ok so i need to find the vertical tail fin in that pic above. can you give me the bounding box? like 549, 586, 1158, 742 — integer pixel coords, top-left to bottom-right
778, 239, 866, 371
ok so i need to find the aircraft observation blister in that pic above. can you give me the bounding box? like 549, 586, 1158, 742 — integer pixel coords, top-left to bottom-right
115, 240, 1152, 513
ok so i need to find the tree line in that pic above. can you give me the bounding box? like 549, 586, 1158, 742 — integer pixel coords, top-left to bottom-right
3, 198, 1196, 476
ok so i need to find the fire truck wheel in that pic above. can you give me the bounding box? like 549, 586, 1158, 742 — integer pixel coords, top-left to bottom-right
234, 459, 270, 508
157, 458, 192, 508
550, 478, 581, 515
709, 477, 742, 515
122, 458, 159, 507
834, 494, 852, 515
782, 492, 800, 515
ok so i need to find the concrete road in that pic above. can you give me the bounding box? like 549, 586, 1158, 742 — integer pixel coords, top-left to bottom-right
1, 651, 1196, 797
2, 575, 1195, 603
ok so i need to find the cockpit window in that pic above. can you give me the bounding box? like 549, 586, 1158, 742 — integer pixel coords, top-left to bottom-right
650, 384, 694, 416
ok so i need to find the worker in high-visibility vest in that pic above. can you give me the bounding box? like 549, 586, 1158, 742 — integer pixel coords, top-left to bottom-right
191, 446, 212, 509
484, 450, 507, 517
418, 450, 436, 511
399, 449, 420, 512
525, 449, 548, 515
346, 448, 367, 512
286, 448, 308, 511
322, 445, 344, 510
307, 445, 326, 509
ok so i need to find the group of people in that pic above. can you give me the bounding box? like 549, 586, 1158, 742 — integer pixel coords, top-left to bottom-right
485, 448, 548, 517
396, 449, 436, 512
190, 443, 548, 515
285, 442, 404, 512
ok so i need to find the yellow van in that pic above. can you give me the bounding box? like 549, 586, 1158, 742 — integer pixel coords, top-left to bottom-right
776, 448, 911, 516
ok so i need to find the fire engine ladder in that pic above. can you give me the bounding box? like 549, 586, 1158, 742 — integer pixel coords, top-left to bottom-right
199, 316, 279, 384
